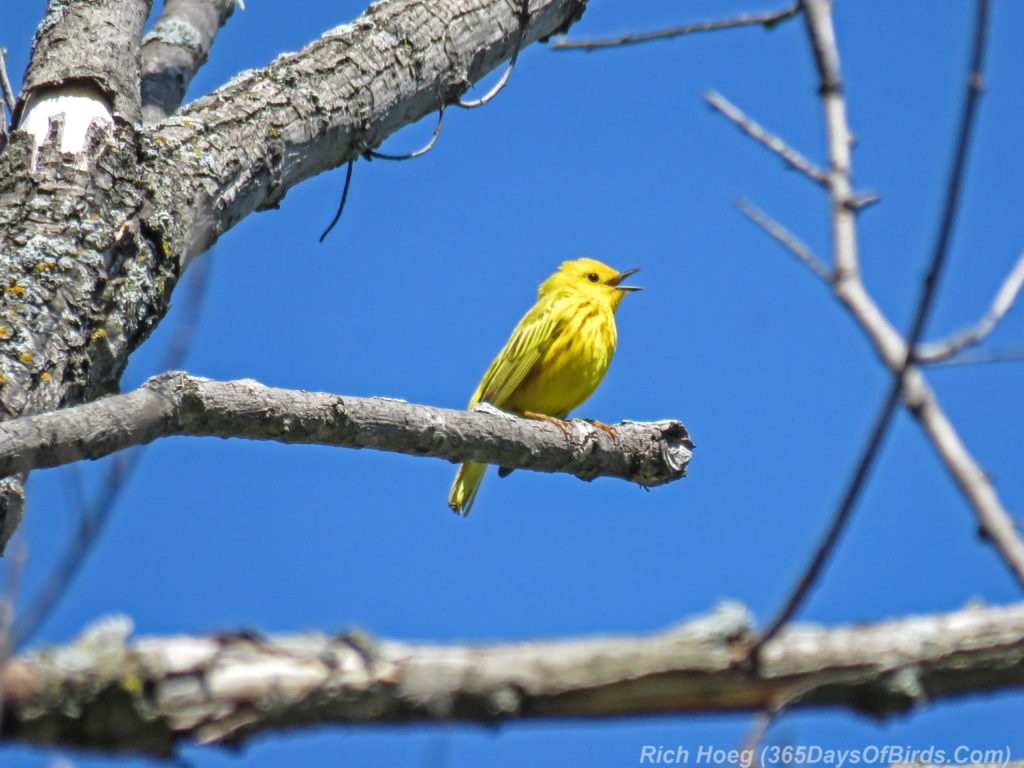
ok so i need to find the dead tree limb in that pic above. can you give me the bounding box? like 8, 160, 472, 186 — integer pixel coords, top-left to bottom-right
0, 372, 692, 488
3, 601, 1024, 755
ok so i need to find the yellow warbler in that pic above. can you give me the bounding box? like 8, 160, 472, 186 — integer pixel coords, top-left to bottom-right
448, 258, 641, 515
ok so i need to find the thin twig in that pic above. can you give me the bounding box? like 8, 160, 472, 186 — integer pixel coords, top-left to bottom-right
706, 91, 828, 187
319, 161, 355, 243
367, 107, 445, 160
752, 0, 994, 657
918, 251, 1024, 362
933, 343, 1024, 368
0, 539, 26, 722
551, 4, 800, 51
455, 0, 529, 108
12, 258, 212, 649
735, 198, 832, 283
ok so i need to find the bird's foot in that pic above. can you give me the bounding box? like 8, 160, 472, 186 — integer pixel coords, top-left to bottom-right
576, 417, 618, 440
523, 410, 573, 440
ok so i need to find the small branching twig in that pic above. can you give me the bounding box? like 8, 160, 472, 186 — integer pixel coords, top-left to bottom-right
752, 0, 1001, 658
736, 198, 832, 283
918, 251, 1024, 363
706, 91, 828, 187
551, 4, 800, 51
933, 344, 1024, 368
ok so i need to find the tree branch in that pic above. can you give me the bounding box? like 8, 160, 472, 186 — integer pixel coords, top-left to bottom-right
146, 0, 590, 247
735, 197, 832, 283
918, 251, 1024, 363
0, 372, 693, 487
705, 91, 828, 187
17, 0, 151, 140
550, 4, 799, 51
4, 600, 1024, 754
754, 0, 1010, 656
140, 0, 238, 123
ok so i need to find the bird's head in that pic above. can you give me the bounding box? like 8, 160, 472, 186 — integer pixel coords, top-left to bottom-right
540, 257, 642, 309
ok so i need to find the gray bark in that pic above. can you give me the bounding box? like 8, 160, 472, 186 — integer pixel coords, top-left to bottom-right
141, 0, 238, 123
15, 0, 151, 125
0, 0, 590, 548
0, 372, 693, 486
3, 601, 1024, 755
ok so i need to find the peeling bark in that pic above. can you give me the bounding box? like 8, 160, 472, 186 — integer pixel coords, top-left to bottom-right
3, 601, 1024, 755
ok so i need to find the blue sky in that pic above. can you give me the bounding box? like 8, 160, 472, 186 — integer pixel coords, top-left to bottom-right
4, 0, 1024, 765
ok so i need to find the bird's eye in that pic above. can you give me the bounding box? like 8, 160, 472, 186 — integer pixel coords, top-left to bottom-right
587, 273, 599, 283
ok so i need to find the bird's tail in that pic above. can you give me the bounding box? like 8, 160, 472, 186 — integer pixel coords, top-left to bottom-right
448, 462, 486, 516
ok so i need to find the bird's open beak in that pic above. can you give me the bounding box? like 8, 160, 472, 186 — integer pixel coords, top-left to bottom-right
610, 268, 642, 292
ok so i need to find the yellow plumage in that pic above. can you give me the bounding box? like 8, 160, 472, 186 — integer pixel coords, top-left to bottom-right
448, 258, 641, 515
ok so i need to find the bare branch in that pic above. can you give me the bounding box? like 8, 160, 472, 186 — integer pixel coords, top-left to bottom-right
754, 0, 1010, 656
141, 0, 238, 123
706, 91, 828, 187
5, 601, 1024, 754
918, 251, 1024, 363
551, 4, 799, 51
0, 372, 693, 488
736, 197, 832, 283
933, 344, 1024, 368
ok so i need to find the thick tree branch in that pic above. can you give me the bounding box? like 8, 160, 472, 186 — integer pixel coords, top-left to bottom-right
141, 0, 238, 123
18, 0, 151, 140
4, 601, 1024, 754
146, 0, 590, 251
0, 372, 693, 487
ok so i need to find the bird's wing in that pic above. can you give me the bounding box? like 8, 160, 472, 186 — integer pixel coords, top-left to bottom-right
470, 297, 565, 410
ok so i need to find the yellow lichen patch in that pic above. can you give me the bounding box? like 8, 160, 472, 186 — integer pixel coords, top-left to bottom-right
0, 373, 6, 385
18, 351, 33, 366
6, 285, 25, 297
91, 328, 108, 341
34, 261, 55, 272
192, 148, 202, 156
269, 126, 280, 138
121, 672, 144, 695
40, 372, 51, 382
0, 327, 11, 340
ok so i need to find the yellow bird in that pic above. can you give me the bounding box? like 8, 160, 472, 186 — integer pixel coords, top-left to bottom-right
448, 257, 641, 515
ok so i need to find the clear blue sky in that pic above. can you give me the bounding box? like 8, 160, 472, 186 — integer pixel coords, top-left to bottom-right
4, 0, 1024, 765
